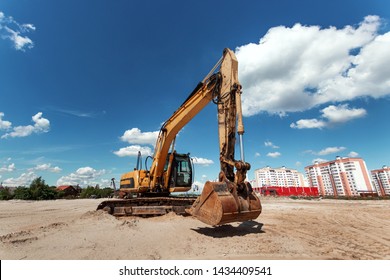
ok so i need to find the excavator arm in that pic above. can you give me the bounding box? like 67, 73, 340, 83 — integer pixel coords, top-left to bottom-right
186, 49, 261, 225
216, 48, 249, 184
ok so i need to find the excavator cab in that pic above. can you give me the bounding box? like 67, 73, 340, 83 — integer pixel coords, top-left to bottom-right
119, 152, 193, 195
165, 153, 193, 193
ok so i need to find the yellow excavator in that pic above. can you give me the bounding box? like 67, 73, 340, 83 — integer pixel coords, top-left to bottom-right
97, 48, 262, 226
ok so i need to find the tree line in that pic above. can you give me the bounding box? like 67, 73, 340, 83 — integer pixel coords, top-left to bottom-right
0, 177, 114, 200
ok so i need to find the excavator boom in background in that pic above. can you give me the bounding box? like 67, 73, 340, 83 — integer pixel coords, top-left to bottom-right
97, 48, 262, 226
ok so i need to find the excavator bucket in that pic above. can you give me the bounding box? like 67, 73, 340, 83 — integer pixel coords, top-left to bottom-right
188, 180, 262, 226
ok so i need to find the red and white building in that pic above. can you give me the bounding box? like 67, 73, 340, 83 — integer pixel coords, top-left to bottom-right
305, 157, 374, 197
253, 166, 318, 196
254, 166, 305, 188
371, 165, 390, 196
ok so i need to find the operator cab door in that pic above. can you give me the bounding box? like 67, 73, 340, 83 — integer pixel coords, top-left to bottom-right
168, 153, 193, 192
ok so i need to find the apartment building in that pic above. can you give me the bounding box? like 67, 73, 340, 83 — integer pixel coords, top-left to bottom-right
254, 166, 306, 188
305, 157, 374, 197
253, 166, 318, 196
371, 165, 390, 196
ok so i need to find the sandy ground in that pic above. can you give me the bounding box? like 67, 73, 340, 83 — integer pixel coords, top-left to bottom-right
0, 196, 389, 260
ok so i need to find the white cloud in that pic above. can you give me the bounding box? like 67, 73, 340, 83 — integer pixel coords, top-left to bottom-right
29, 163, 62, 173
348, 151, 359, 157
113, 145, 153, 157
267, 152, 281, 158
120, 128, 159, 145
0, 163, 16, 173
2, 171, 37, 187
317, 146, 346, 156
321, 104, 367, 124
264, 141, 279, 149
21, 23, 36, 32
255, 152, 261, 157
0, 10, 35, 51
52, 166, 62, 173
3, 125, 35, 138
56, 166, 106, 187
290, 104, 366, 129
3, 26, 34, 50
52, 107, 98, 118
0, 112, 12, 130
115, 128, 159, 158
191, 157, 214, 166
312, 158, 328, 164
290, 118, 326, 129
1, 112, 50, 139
236, 15, 390, 116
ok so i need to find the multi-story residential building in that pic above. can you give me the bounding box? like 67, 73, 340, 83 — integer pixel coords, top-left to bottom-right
305, 156, 374, 197
253, 166, 318, 196
254, 166, 306, 188
371, 165, 390, 196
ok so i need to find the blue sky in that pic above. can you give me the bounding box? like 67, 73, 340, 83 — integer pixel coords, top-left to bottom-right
0, 0, 389, 188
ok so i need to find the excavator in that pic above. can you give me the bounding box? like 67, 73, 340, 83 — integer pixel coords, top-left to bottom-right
97, 48, 262, 226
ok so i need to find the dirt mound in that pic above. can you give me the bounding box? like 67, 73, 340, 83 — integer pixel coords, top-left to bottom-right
80, 210, 114, 220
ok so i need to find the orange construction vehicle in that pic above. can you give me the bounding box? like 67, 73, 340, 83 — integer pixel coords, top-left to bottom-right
97, 48, 262, 226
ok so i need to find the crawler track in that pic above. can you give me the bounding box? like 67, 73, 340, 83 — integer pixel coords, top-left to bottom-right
96, 197, 197, 216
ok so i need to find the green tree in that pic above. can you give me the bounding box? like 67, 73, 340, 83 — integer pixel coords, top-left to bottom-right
80, 186, 101, 198
0, 187, 14, 200
13, 186, 32, 200
29, 177, 57, 200
100, 187, 114, 198
79, 186, 114, 198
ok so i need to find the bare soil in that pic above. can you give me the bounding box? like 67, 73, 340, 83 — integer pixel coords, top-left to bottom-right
0, 197, 389, 260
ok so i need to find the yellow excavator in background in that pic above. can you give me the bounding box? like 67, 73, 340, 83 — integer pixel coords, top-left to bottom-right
97, 48, 262, 226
